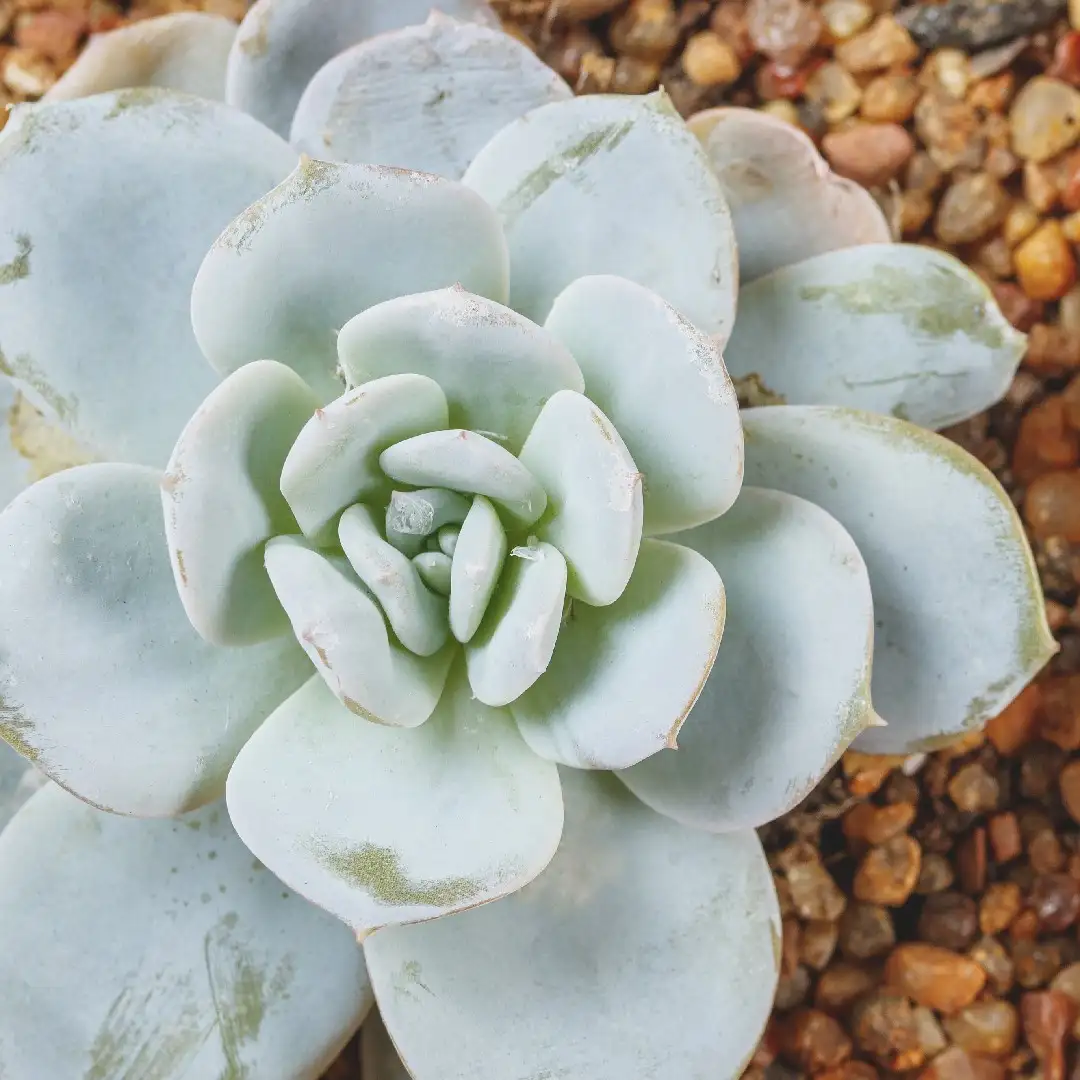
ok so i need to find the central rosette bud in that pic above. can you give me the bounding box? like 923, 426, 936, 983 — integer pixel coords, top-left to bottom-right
160, 287, 654, 731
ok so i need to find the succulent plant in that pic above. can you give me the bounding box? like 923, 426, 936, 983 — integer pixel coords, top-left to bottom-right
0, 6, 1054, 1079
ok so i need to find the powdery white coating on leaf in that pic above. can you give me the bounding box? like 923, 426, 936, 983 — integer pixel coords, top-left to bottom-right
264, 537, 453, 728
225, 0, 499, 137
291, 14, 573, 180
463, 91, 739, 341
512, 538, 725, 771
544, 274, 743, 535
0, 379, 27, 511
226, 668, 564, 933
162, 360, 320, 647
0, 89, 297, 466
0, 463, 311, 816
380, 429, 547, 526
465, 541, 568, 708
365, 769, 779, 1080
449, 495, 507, 644
688, 106, 890, 283
191, 158, 509, 401
280, 374, 448, 543
619, 488, 875, 830
44, 13, 237, 102
0, 785, 372, 1080
742, 406, 1056, 753
517, 389, 642, 607
725, 244, 1027, 431
337, 286, 584, 455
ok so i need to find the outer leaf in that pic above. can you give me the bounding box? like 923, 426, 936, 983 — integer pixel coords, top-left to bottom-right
227, 669, 564, 932
517, 389, 642, 606
264, 537, 453, 729
512, 538, 725, 771
0, 89, 296, 465
225, 0, 499, 136
544, 275, 742, 535
292, 13, 572, 180
0, 464, 311, 816
725, 244, 1027, 430
0, 785, 372, 1080
191, 158, 509, 400
280, 374, 448, 542
465, 541, 567, 707
743, 407, 1056, 752
463, 92, 738, 340
618, 489, 875, 830
365, 770, 779, 1080
338, 286, 583, 454
688, 106, 890, 282
163, 360, 319, 646
44, 13, 236, 102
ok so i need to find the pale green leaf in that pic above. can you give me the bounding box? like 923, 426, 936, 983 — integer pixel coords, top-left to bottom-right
338, 505, 449, 657
0, 89, 296, 465
0, 784, 372, 1080
512, 538, 725, 770
688, 106, 890, 282
280, 374, 448, 543
466, 542, 567, 707
517, 389, 642, 606
44, 13, 236, 102
226, 668, 564, 932
264, 537, 453, 728
449, 495, 507, 644
544, 275, 743, 535
463, 92, 738, 339
619, 488, 875, 829
162, 360, 319, 646
338, 286, 583, 454
380, 429, 546, 526
225, 0, 499, 136
743, 406, 1056, 752
725, 244, 1027, 430
365, 770, 779, 1080
191, 158, 509, 400
291, 13, 572, 180
0, 463, 311, 816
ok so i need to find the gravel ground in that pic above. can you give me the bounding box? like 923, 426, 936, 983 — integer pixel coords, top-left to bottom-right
10, 0, 1080, 1077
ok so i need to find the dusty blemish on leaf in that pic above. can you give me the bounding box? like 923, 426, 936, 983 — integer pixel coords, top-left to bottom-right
797, 262, 1014, 350
8, 393, 92, 480
497, 118, 635, 225
85, 973, 211, 1080
217, 157, 341, 254
0, 703, 39, 765
237, 4, 270, 57
312, 840, 484, 908
0, 347, 79, 422
0, 235, 31, 285
174, 550, 188, 587
203, 912, 294, 1080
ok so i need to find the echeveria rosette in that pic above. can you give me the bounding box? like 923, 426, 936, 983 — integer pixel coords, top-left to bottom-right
0, 59, 1051, 1080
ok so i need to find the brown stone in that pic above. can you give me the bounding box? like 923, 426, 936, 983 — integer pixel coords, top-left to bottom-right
843, 802, 916, 846
919, 1046, 1006, 1080
918, 892, 979, 951
854, 835, 922, 907
815, 962, 882, 1014
934, 173, 1009, 246
1014, 398, 1080, 483
851, 992, 924, 1070
987, 813, 1023, 863
821, 123, 914, 186
947, 763, 1000, 813
957, 827, 987, 895
884, 943, 988, 1013
1029, 873, 1080, 932
1021, 991, 1077, 1080
1015, 221, 1078, 302
985, 685, 1042, 755
839, 903, 896, 959
834, 15, 917, 73
801, 919, 839, 971
943, 1001, 1019, 1058
979, 881, 1023, 935
779, 1008, 853, 1072
1059, 759, 1080, 824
